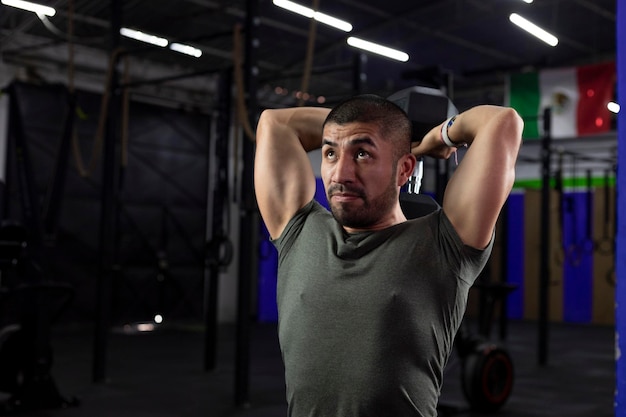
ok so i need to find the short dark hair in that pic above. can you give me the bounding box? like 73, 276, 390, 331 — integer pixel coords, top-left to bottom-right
323, 94, 412, 157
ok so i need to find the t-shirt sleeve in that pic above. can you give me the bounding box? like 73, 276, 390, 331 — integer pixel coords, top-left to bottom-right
271, 199, 318, 254
437, 210, 494, 286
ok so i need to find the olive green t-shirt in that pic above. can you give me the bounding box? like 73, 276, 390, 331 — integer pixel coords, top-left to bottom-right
273, 200, 492, 417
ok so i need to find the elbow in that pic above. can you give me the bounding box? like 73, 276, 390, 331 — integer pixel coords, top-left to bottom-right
506, 107, 524, 143
494, 108, 523, 170
257, 108, 275, 128
255, 110, 269, 142
499, 107, 524, 151
499, 106, 523, 129
256, 109, 282, 143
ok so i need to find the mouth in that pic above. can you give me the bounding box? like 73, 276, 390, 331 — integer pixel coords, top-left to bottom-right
330, 192, 361, 202
327, 185, 365, 203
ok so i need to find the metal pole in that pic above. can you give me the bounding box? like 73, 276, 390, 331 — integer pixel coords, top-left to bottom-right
41, 88, 75, 239
499, 199, 509, 341
93, 0, 122, 383
204, 70, 232, 371
352, 53, 366, 95
538, 107, 552, 366
235, 0, 260, 406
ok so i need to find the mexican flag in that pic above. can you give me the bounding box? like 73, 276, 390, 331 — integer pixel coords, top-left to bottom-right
507, 61, 616, 139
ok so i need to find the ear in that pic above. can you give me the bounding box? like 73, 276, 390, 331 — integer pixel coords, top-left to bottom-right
397, 153, 417, 187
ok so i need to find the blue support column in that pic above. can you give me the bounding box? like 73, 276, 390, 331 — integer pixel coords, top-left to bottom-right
615, 0, 626, 414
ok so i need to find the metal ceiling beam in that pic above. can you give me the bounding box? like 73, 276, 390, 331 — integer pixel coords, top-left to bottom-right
336, 0, 522, 62
572, 0, 615, 21
274, 0, 522, 81
0, 0, 323, 79
2, 0, 615, 105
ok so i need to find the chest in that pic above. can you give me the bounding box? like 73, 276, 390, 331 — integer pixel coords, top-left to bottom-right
277, 237, 457, 331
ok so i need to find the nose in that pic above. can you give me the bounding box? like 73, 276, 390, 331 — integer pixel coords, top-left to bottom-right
331, 154, 356, 184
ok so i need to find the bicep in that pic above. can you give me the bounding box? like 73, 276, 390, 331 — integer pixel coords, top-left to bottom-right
443, 121, 521, 249
254, 113, 317, 239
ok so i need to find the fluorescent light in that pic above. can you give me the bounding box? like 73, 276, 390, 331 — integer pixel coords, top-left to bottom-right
313, 12, 352, 32
608, 101, 620, 114
273, 0, 313, 17
170, 42, 202, 58
120, 27, 168, 47
509, 13, 558, 47
347, 37, 409, 62
1, 0, 55, 16
273, 0, 352, 32
521, 0, 533, 3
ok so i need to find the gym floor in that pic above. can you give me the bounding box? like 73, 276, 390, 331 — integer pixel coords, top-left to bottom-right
1, 319, 614, 417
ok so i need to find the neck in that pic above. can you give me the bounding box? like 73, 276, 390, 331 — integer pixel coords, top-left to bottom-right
342, 204, 407, 234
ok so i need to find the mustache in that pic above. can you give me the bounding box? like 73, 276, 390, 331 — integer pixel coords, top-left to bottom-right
327, 184, 366, 199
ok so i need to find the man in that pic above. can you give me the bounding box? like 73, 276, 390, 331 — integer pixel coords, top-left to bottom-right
254, 94, 522, 417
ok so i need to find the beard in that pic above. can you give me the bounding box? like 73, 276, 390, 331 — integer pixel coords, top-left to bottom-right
327, 169, 398, 230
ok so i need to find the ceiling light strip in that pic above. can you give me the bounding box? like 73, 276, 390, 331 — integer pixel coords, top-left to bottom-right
509, 13, 558, 46
170, 42, 202, 58
273, 0, 313, 18
273, 0, 352, 32
1, 0, 55, 16
120, 27, 168, 47
313, 12, 352, 32
347, 37, 409, 62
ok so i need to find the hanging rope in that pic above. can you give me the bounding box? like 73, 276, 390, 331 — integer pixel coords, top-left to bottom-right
70, 47, 125, 177
66, 0, 130, 177
298, 0, 320, 106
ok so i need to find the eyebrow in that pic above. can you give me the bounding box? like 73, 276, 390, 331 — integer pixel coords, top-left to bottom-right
322, 137, 377, 148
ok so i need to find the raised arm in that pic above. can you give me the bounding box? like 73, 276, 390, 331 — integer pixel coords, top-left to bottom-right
413, 105, 523, 249
254, 107, 331, 239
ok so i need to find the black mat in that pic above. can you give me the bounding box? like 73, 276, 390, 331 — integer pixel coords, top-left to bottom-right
0, 320, 613, 417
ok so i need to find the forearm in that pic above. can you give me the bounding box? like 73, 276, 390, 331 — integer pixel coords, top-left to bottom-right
411, 105, 523, 160
256, 107, 330, 151
441, 105, 523, 248
444, 105, 523, 149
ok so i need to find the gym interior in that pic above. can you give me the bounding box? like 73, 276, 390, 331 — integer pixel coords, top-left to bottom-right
0, 1, 624, 416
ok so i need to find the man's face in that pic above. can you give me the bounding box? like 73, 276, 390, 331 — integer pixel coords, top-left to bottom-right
321, 122, 400, 231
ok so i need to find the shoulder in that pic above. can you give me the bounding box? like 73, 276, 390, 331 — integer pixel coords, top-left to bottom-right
272, 200, 332, 249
